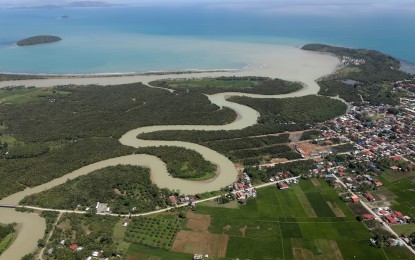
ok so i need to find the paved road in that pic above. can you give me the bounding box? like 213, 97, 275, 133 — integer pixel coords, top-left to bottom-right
2, 176, 301, 218
331, 172, 415, 255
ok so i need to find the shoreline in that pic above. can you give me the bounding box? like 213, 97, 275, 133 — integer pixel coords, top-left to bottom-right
0, 47, 341, 259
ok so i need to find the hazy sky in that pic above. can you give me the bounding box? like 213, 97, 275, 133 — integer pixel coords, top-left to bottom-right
0, 0, 412, 13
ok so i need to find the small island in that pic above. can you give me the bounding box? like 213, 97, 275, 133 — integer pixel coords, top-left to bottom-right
16, 35, 62, 46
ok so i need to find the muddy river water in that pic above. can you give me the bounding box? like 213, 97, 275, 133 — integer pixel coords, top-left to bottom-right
0, 48, 339, 259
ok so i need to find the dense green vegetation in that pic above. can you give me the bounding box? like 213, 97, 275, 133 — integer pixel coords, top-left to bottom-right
21, 165, 174, 214
0, 84, 234, 142
229, 95, 348, 125
17, 35, 62, 46
139, 132, 294, 165
0, 224, 15, 254
302, 44, 411, 105
125, 216, 183, 249
138, 95, 346, 165
0, 138, 134, 199
0, 74, 42, 82
45, 213, 119, 259
300, 129, 321, 140
135, 146, 216, 180
150, 76, 303, 94
245, 160, 315, 182
0, 83, 236, 199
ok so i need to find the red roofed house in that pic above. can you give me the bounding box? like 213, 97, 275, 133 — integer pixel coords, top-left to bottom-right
363, 214, 375, 219
364, 193, 375, 201
70, 244, 78, 250
390, 155, 402, 161
374, 181, 383, 187
386, 216, 398, 224
169, 195, 177, 205
351, 195, 359, 203
277, 182, 289, 190
395, 211, 403, 217
237, 183, 245, 189
379, 209, 388, 215
390, 166, 399, 170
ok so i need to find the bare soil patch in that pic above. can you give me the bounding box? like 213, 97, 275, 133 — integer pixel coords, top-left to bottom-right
289, 131, 303, 142
172, 230, 228, 257
186, 211, 211, 233
298, 142, 331, 157
239, 225, 247, 237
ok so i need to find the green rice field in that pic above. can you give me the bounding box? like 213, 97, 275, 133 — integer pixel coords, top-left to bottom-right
126, 179, 414, 259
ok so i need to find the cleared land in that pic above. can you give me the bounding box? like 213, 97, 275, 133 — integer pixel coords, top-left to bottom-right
172, 212, 228, 257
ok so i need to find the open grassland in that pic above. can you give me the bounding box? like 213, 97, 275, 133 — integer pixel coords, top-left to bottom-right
377, 173, 415, 217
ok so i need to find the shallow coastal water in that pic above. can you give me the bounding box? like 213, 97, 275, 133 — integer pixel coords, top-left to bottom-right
0, 6, 414, 74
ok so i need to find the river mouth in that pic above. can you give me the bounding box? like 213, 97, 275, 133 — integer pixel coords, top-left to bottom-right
0, 47, 339, 260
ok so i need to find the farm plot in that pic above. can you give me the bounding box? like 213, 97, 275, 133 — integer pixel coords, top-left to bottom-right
377, 175, 415, 216
125, 216, 183, 249
172, 211, 228, 257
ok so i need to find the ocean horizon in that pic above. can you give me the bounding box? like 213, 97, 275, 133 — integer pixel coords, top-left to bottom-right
0, 5, 414, 74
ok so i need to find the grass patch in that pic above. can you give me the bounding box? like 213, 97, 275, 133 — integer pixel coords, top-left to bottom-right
113, 219, 131, 253
391, 224, 415, 236
0, 233, 15, 253
126, 243, 191, 260
0, 87, 70, 104
377, 175, 415, 216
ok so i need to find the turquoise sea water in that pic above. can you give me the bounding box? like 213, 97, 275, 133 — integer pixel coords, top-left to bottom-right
0, 5, 414, 74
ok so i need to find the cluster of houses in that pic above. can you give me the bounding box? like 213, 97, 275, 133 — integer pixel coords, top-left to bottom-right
323, 103, 415, 171
231, 172, 256, 203
168, 194, 197, 207
374, 207, 411, 226
340, 56, 366, 66
193, 253, 209, 259
277, 178, 299, 190
50, 240, 104, 259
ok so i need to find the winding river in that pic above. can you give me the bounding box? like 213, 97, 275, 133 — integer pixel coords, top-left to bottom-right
0, 47, 339, 259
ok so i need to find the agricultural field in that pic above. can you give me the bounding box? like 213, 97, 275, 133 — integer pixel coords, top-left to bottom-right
125, 179, 413, 259
377, 172, 415, 218
194, 179, 412, 259
125, 216, 184, 250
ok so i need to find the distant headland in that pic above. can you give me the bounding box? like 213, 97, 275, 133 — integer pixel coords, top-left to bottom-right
17, 35, 62, 46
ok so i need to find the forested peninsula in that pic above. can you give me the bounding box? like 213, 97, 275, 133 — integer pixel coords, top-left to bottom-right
17, 35, 62, 46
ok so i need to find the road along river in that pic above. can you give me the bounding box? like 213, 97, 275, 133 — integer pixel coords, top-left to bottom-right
0, 47, 339, 259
